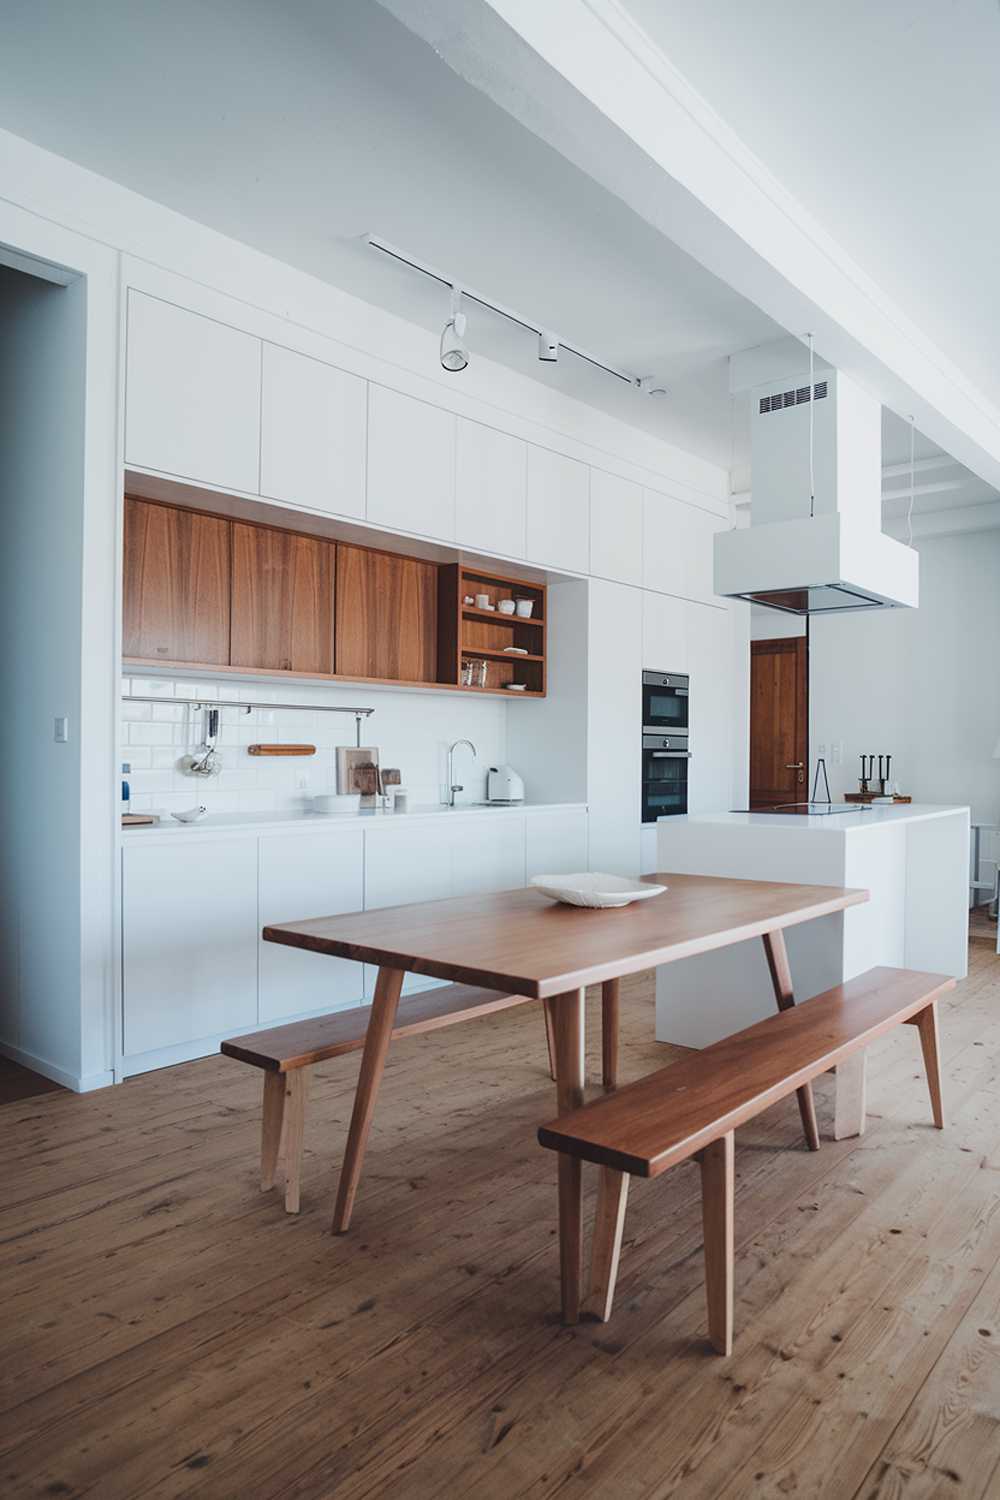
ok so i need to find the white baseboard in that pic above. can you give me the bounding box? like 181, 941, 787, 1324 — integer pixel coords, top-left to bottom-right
0, 1040, 115, 1094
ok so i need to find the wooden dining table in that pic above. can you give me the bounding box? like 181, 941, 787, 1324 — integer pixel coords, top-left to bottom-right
264, 871, 868, 1321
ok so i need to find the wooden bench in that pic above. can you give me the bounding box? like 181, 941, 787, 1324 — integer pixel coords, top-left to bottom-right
538, 966, 952, 1353
222, 980, 585, 1212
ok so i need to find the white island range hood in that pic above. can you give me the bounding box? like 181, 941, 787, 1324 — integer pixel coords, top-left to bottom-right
714, 366, 918, 614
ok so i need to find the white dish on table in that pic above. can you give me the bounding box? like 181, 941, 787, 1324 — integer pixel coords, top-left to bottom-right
313, 792, 361, 814
530, 872, 666, 908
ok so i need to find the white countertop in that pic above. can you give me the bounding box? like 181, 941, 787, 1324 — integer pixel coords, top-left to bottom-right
122, 801, 587, 838
660, 804, 969, 834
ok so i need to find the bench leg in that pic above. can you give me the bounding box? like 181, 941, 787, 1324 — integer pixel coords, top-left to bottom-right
834, 1053, 867, 1140
552, 987, 586, 1325
601, 978, 620, 1090
542, 999, 558, 1082
700, 1132, 735, 1356
282, 1070, 309, 1214
915, 1001, 945, 1129
332, 965, 405, 1235
260, 1072, 286, 1193
588, 1166, 629, 1322
761, 930, 820, 1151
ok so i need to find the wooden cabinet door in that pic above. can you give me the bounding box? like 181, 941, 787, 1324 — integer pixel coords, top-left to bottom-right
335, 543, 437, 682
125, 292, 261, 492
123, 498, 231, 664
230, 523, 335, 674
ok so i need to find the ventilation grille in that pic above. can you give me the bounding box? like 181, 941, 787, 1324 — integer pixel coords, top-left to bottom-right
758, 380, 828, 415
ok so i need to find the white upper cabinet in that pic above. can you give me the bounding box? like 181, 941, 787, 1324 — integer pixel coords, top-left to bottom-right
366, 384, 456, 540
642, 589, 689, 674
643, 488, 726, 607
260, 344, 366, 518
587, 579, 642, 875
590, 469, 643, 586
455, 419, 527, 558
125, 292, 261, 493
525, 446, 590, 574
258, 830, 365, 1022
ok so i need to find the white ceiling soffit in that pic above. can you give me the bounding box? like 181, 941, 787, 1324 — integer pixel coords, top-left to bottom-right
378, 0, 1000, 493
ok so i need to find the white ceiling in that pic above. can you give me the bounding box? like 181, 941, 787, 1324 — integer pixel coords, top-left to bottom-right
623, 0, 1000, 417
0, 0, 994, 527
0, 0, 786, 467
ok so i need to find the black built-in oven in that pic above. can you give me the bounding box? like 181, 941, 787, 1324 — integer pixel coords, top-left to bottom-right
642, 732, 690, 822
642, 670, 689, 734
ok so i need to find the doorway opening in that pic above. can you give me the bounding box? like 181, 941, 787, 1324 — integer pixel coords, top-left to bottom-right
749, 633, 809, 808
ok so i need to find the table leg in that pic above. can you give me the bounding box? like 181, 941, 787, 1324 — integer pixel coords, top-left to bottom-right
601, 978, 620, 1090
331, 964, 405, 1234
552, 987, 586, 1325
761, 930, 820, 1151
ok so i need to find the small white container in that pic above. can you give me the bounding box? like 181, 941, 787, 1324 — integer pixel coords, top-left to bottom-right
475, 593, 491, 609
393, 788, 409, 813
514, 599, 534, 618
498, 599, 516, 615
313, 792, 361, 815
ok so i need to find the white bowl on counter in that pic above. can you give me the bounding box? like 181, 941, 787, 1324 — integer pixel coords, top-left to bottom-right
530, 872, 666, 909
313, 793, 362, 815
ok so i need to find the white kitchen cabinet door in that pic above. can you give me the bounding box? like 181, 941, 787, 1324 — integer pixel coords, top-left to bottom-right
366, 384, 456, 540
525, 446, 590, 573
452, 816, 525, 896
125, 292, 261, 493
122, 838, 258, 1056
525, 810, 589, 879
260, 344, 366, 518
642, 590, 689, 674
587, 579, 642, 875
456, 419, 527, 558
642, 488, 697, 599
364, 822, 453, 995
590, 469, 643, 586
259, 831, 365, 1022
686, 601, 734, 813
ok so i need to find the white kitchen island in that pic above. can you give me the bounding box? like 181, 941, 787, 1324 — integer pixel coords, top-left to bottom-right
654, 804, 969, 1136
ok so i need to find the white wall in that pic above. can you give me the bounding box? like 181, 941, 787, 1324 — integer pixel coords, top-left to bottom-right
810, 530, 1000, 868
0, 266, 86, 1083
122, 673, 507, 813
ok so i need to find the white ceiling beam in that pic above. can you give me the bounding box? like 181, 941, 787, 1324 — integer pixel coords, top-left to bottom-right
884, 501, 1000, 541
882, 455, 960, 480
379, 0, 1000, 491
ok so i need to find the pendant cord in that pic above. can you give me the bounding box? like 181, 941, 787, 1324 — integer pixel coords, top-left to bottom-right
907, 415, 916, 548
808, 333, 816, 518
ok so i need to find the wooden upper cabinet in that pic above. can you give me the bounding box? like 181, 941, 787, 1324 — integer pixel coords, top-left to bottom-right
335, 543, 437, 683
231, 523, 335, 674
123, 498, 231, 664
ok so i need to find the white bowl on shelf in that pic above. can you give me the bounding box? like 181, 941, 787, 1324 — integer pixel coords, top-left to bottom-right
313, 793, 362, 814
529, 873, 666, 909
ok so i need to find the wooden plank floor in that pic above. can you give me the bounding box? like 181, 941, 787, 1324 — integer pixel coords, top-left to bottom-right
2, 944, 999, 1498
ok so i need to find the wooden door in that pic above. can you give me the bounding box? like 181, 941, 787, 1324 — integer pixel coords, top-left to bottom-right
231, 523, 334, 674
123, 498, 231, 664
335, 543, 437, 682
749, 637, 808, 807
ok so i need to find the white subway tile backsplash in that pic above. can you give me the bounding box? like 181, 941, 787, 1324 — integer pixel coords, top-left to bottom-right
123, 746, 153, 769
121, 700, 153, 722
126, 677, 175, 698
152, 702, 186, 722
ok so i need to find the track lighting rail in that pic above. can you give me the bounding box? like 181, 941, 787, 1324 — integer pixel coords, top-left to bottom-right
366, 233, 649, 390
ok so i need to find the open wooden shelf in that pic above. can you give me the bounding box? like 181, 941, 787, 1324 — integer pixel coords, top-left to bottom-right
461, 605, 543, 627
438, 563, 548, 697
461, 646, 544, 663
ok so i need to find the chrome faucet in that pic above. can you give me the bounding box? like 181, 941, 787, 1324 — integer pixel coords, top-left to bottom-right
447, 739, 477, 807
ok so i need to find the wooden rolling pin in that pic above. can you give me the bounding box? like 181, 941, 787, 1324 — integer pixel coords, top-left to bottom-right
248, 744, 317, 757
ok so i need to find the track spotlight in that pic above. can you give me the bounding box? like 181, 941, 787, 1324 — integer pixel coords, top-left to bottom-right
538, 331, 559, 363
636, 375, 667, 397
440, 286, 469, 373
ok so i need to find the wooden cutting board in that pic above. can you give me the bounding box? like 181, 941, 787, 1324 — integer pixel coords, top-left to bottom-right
248, 744, 317, 756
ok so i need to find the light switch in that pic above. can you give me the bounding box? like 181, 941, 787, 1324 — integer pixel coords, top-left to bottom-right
54, 716, 69, 743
